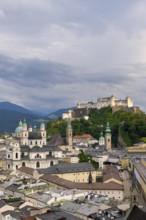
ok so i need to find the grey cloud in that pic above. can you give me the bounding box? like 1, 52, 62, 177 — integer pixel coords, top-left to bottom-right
0, 1, 145, 112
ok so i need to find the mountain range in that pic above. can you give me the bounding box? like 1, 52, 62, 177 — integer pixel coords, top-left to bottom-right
0, 101, 74, 133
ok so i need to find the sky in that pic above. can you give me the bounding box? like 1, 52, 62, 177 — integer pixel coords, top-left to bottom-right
0, 0, 146, 113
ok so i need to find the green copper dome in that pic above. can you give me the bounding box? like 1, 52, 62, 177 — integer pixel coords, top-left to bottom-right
99, 132, 105, 141
18, 120, 22, 127
67, 119, 72, 129
15, 120, 23, 133
40, 119, 45, 130
105, 122, 111, 134
23, 119, 27, 130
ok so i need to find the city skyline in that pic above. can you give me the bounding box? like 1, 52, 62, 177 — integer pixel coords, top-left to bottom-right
0, 0, 146, 112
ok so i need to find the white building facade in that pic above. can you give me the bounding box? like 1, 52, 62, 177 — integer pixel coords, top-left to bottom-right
6, 120, 63, 171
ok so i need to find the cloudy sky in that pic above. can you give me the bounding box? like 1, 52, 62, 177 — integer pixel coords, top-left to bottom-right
0, 0, 146, 113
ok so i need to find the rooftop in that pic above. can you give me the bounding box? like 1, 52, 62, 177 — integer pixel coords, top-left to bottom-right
41, 174, 124, 190
38, 162, 95, 175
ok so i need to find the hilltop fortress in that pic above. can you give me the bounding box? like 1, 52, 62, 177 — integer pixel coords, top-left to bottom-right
77, 95, 133, 109
62, 95, 140, 120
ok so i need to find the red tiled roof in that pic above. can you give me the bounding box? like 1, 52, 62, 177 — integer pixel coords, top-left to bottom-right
73, 134, 93, 139
21, 217, 36, 220
41, 174, 124, 190
18, 166, 35, 176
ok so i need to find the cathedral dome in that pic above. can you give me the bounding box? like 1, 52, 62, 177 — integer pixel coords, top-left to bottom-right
15, 126, 22, 133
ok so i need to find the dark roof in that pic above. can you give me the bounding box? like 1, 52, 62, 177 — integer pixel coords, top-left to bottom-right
48, 134, 65, 146
37, 210, 83, 220
125, 205, 146, 220
20, 145, 62, 153
41, 174, 124, 190
38, 162, 95, 174
6, 183, 21, 191
0, 200, 6, 208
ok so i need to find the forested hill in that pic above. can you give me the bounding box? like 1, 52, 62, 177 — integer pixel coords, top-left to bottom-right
46, 107, 146, 147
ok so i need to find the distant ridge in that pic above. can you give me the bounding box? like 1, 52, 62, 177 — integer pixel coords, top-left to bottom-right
0, 101, 48, 133
0, 109, 42, 133
0, 101, 33, 115
0, 101, 75, 133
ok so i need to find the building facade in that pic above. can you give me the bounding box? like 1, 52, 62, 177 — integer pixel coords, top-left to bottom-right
6, 120, 62, 171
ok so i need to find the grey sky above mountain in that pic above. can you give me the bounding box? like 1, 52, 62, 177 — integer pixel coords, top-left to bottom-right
0, 0, 146, 112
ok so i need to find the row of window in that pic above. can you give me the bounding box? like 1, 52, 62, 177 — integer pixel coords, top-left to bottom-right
7, 161, 54, 169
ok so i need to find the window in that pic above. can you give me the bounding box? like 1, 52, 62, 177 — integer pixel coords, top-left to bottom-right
50, 161, 53, 166
22, 162, 25, 167
8, 164, 10, 169
36, 161, 40, 168
7, 154, 10, 159
16, 153, 18, 159
36, 154, 41, 158
16, 165, 18, 169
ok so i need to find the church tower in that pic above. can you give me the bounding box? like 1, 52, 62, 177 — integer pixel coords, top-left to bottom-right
21, 119, 29, 145
105, 122, 112, 152
99, 132, 105, 146
40, 119, 47, 145
66, 119, 73, 146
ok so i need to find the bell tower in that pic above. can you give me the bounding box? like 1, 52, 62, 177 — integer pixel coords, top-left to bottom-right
66, 119, 73, 146
105, 122, 112, 152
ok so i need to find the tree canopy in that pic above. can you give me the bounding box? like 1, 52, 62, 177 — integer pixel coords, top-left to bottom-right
46, 107, 146, 147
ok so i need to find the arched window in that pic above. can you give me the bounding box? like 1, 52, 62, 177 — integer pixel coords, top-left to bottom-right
22, 162, 25, 167
50, 161, 53, 166
8, 164, 10, 169
7, 154, 10, 159
16, 153, 18, 159
49, 151, 52, 157
36, 161, 40, 168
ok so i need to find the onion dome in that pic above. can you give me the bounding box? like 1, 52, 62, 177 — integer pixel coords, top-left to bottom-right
40, 119, 45, 130
67, 119, 72, 129
15, 120, 23, 133
99, 132, 105, 141
105, 122, 111, 134
99, 132, 105, 146
22, 119, 27, 131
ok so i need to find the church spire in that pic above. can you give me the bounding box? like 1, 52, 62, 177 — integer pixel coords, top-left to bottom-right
66, 119, 73, 146
105, 122, 112, 152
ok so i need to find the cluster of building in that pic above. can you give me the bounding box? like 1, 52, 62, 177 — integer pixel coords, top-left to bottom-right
0, 112, 145, 219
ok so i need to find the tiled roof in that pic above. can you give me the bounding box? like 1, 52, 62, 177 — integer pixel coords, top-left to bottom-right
103, 171, 122, 182
21, 145, 62, 153
38, 162, 95, 174
37, 210, 87, 220
18, 166, 35, 175
73, 134, 93, 139
41, 174, 124, 190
